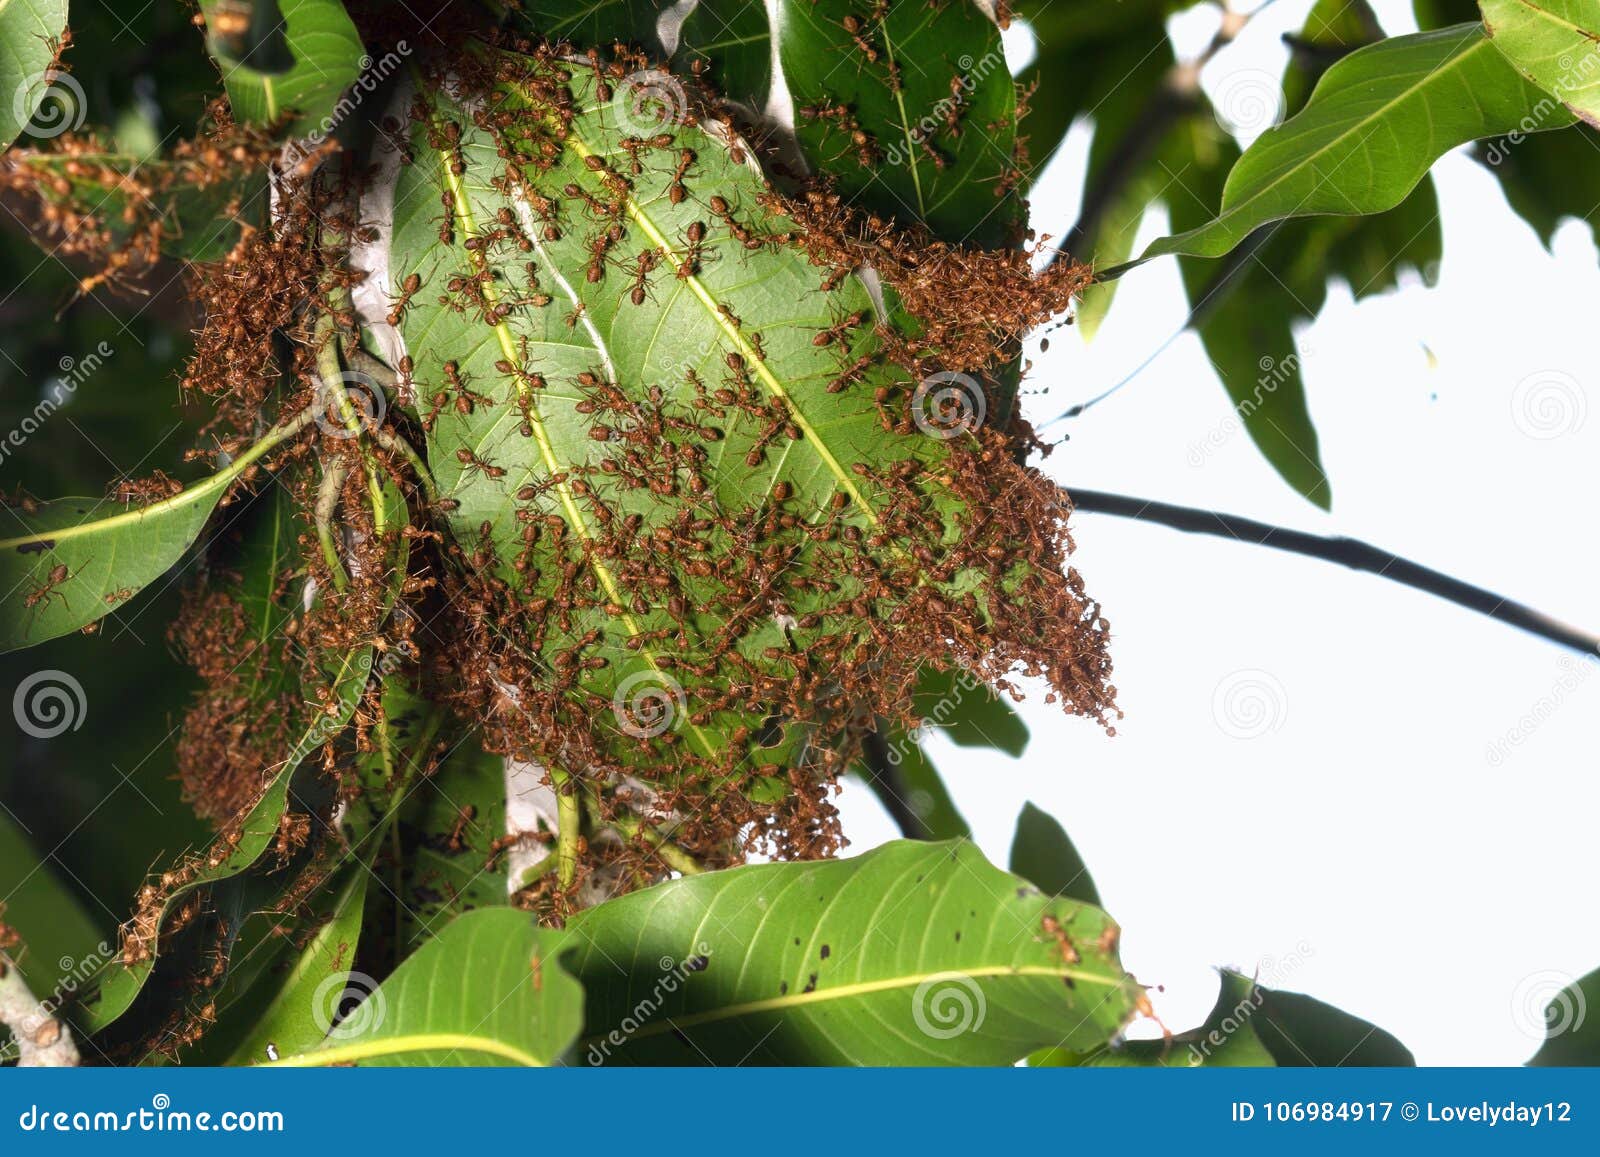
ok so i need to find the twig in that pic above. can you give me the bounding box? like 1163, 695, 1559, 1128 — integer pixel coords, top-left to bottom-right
1065, 488, 1600, 655
0, 953, 80, 1067
857, 728, 933, 841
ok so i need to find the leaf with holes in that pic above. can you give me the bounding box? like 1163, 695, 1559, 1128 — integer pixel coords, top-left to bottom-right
198, 0, 364, 132
564, 839, 1140, 1065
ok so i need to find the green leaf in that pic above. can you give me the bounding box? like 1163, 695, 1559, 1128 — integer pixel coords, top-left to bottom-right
505, 0, 664, 50
1243, 974, 1416, 1066
271, 908, 582, 1066
73, 642, 375, 1049
912, 665, 1028, 757
0, 0, 69, 152
0, 809, 107, 995
1163, 116, 1330, 507
1476, 122, 1600, 247
1008, 801, 1100, 907
388, 50, 1085, 789
1527, 967, 1600, 1064
676, 0, 771, 111
565, 839, 1139, 1065
852, 728, 971, 841
0, 416, 306, 652
199, 0, 364, 132
223, 867, 369, 1064
1037, 970, 1277, 1066
201, 0, 295, 74
1480, 0, 1600, 127
777, 0, 1022, 244
1138, 24, 1573, 264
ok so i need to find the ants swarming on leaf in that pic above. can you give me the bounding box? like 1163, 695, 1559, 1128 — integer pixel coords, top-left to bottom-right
377, 38, 1114, 885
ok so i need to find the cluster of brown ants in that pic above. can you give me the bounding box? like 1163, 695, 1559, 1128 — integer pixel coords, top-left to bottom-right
0, 22, 1112, 1058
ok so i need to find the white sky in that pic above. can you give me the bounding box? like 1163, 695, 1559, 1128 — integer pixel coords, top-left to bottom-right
837, 0, 1600, 1065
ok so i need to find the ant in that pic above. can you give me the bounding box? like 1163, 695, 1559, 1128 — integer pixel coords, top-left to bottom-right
678, 220, 711, 279
25, 562, 78, 611
386, 272, 422, 326
668, 148, 695, 205
624, 248, 660, 305
455, 447, 507, 482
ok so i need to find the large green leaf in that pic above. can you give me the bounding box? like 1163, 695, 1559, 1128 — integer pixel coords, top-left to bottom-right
270, 908, 582, 1066
0, 0, 70, 152
912, 665, 1028, 757
676, 0, 771, 111
73, 642, 375, 1048
1138, 24, 1572, 264
1480, 0, 1600, 126
0, 809, 106, 996
777, 0, 1022, 244
389, 50, 1092, 792
565, 839, 1140, 1065
199, 0, 363, 132
1243, 975, 1415, 1066
0, 416, 306, 652
1008, 801, 1100, 907
222, 867, 369, 1064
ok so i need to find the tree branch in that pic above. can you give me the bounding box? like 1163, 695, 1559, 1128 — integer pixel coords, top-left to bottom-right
1065, 488, 1600, 655
0, 952, 80, 1067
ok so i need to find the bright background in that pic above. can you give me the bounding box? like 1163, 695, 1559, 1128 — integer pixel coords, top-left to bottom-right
836, 0, 1600, 1066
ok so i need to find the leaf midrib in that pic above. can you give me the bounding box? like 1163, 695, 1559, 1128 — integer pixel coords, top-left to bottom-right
581, 963, 1124, 1046
427, 117, 721, 758
1164, 26, 1490, 252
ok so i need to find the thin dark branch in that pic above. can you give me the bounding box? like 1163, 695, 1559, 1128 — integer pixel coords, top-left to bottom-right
1066, 488, 1600, 655
857, 729, 933, 841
